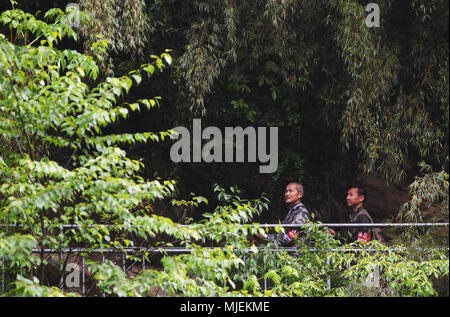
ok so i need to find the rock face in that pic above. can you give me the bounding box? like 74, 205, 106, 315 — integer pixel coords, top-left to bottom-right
352, 172, 414, 242
310, 171, 413, 225
355, 172, 411, 222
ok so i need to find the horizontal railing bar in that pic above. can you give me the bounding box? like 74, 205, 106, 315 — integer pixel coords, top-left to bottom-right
256, 223, 450, 228
32, 246, 449, 254
2, 222, 449, 229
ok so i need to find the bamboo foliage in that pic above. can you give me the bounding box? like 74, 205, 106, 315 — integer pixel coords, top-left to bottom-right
0, 2, 448, 298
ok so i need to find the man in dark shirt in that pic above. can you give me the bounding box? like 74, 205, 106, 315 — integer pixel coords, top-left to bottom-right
346, 185, 381, 287
346, 185, 373, 242
258, 182, 310, 246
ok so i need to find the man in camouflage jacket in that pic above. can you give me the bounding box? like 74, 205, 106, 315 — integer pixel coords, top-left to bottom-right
259, 182, 311, 246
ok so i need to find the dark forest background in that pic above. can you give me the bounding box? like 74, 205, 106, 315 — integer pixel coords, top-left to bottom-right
1, 0, 448, 227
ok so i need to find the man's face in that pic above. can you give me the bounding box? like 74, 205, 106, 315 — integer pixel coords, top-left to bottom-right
284, 184, 303, 205
346, 188, 364, 208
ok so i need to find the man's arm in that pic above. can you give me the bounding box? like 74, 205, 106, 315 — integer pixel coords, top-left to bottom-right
265, 206, 310, 246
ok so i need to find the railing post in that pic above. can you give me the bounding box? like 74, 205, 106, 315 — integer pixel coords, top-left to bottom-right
59, 225, 64, 292
326, 257, 331, 291
102, 254, 105, 297
1, 259, 4, 293
142, 254, 146, 271
82, 256, 85, 297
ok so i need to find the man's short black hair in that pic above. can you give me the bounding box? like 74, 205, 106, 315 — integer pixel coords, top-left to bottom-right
349, 185, 367, 202
287, 182, 304, 194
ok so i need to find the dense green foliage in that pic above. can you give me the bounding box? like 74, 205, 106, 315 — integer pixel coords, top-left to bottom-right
82, 0, 448, 221
3, 0, 446, 220
0, 1, 448, 297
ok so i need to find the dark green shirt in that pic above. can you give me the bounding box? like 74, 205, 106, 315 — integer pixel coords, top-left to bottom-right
348, 206, 373, 242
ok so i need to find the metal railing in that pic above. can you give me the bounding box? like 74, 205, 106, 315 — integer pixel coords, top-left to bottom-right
3, 222, 449, 228
1, 222, 448, 296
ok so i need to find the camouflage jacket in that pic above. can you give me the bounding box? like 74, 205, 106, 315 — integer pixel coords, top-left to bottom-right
267, 202, 310, 246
